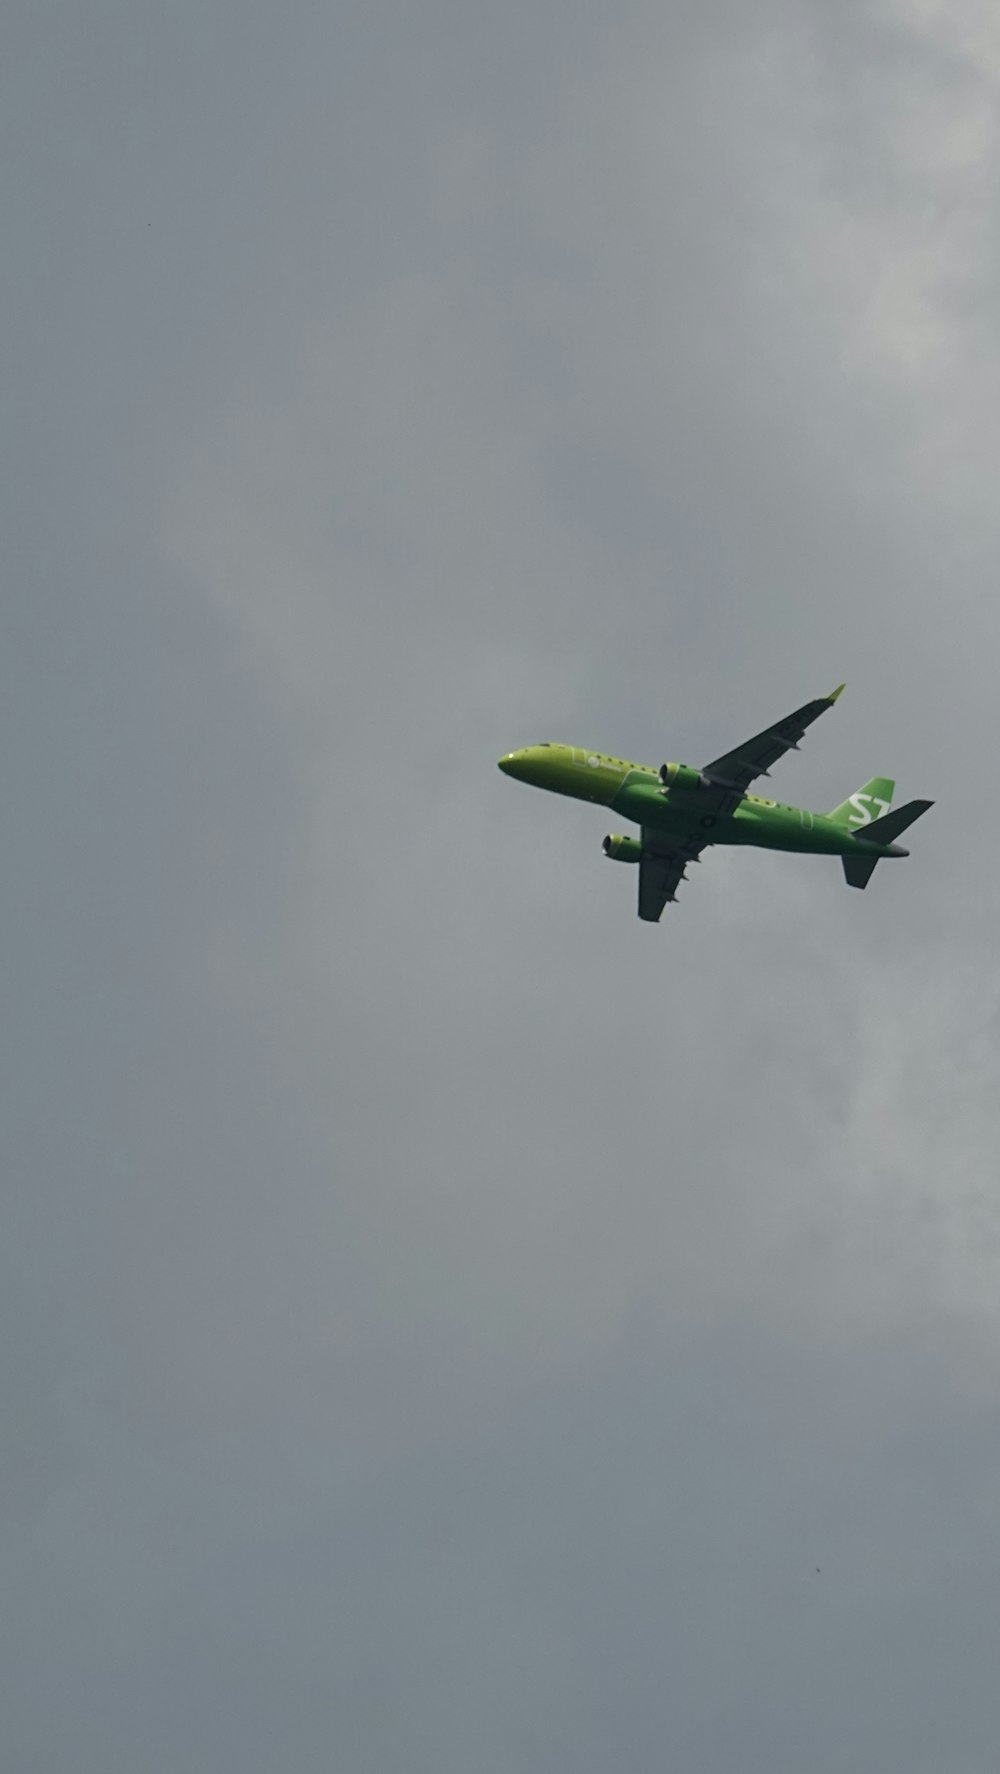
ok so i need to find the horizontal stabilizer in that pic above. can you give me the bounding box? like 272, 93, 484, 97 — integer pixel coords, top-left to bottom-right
843, 854, 879, 890
858, 798, 934, 848
843, 798, 933, 889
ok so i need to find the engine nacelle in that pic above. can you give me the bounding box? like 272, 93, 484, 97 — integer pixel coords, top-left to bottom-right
603, 833, 642, 863
659, 761, 708, 792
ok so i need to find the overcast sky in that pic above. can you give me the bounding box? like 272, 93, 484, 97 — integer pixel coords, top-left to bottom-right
6, 1, 1000, 1768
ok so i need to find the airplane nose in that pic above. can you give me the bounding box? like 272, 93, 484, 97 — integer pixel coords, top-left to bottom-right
498, 749, 539, 783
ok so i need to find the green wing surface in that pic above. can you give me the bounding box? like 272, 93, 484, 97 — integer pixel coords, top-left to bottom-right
699, 684, 845, 813
638, 829, 706, 921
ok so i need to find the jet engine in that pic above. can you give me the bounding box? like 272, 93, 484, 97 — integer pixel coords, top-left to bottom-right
659, 762, 708, 791
603, 834, 642, 863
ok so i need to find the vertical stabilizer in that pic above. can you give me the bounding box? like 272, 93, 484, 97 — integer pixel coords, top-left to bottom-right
828, 777, 894, 830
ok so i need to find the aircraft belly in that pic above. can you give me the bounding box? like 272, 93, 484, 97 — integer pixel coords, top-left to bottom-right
613, 785, 852, 855
617, 790, 732, 848
731, 811, 849, 854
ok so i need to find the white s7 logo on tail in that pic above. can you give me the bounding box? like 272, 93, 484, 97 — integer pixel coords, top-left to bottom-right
848, 792, 891, 826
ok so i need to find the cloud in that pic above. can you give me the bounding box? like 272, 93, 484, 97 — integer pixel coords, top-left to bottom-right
156, 0, 1000, 1405
9, 0, 1000, 1766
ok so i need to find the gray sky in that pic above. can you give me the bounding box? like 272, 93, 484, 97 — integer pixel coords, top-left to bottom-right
6, 1, 1000, 1768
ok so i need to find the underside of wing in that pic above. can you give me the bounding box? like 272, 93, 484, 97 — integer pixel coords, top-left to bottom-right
638, 830, 706, 921
701, 684, 845, 809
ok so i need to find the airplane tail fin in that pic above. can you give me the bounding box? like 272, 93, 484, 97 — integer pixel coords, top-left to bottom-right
827, 777, 895, 828
842, 853, 880, 890
842, 799, 934, 889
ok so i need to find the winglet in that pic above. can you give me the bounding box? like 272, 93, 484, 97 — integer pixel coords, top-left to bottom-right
827, 682, 845, 704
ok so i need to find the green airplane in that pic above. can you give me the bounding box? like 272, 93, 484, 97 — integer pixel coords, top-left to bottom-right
499, 685, 932, 921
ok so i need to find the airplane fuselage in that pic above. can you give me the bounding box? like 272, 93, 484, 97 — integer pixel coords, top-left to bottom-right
498, 744, 909, 860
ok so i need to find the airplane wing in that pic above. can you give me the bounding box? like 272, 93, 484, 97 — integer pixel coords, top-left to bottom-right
700, 684, 845, 813
638, 829, 706, 921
